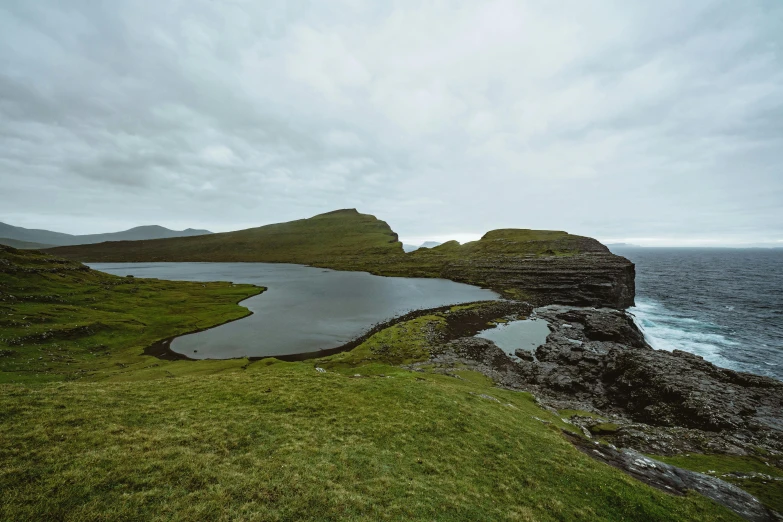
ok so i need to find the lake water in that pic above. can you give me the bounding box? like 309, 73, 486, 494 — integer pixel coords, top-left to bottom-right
90, 262, 500, 359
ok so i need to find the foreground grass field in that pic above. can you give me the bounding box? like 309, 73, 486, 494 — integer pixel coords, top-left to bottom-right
0, 246, 744, 520
1, 362, 741, 521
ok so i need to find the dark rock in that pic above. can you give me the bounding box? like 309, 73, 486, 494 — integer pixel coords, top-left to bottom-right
442, 252, 636, 309
430, 304, 783, 460
514, 348, 535, 361
565, 432, 778, 522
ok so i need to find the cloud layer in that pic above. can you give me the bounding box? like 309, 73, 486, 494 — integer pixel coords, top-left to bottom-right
1, 0, 781, 245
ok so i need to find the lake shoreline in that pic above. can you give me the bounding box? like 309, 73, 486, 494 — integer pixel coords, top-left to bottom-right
144, 299, 529, 363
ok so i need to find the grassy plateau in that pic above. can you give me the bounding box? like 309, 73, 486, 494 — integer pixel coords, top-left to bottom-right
0, 245, 748, 520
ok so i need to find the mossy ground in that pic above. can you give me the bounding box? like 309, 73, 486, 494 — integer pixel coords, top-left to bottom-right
0, 247, 746, 520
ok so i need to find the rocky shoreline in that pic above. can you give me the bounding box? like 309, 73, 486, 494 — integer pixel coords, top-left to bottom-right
411, 303, 783, 521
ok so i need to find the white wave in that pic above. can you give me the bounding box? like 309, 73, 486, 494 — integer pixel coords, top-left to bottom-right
629, 299, 738, 369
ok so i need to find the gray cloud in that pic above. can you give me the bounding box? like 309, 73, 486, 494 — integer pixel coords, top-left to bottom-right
0, 0, 781, 245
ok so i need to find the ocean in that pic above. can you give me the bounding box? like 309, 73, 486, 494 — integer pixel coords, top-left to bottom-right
610, 247, 783, 381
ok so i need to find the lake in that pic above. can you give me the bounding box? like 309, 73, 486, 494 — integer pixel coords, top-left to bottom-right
91, 262, 500, 359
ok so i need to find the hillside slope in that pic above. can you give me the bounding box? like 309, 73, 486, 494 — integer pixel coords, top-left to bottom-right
0, 221, 212, 246
47, 209, 403, 263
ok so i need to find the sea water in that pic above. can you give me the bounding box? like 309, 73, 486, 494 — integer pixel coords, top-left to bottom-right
611, 247, 783, 381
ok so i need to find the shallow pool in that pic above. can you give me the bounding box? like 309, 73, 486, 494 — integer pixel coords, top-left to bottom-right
475, 318, 551, 355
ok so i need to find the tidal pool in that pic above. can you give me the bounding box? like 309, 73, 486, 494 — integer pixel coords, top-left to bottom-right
476, 319, 551, 355
91, 262, 500, 359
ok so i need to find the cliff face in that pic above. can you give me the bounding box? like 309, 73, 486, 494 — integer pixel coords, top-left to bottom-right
403, 229, 636, 309
441, 252, 636, 309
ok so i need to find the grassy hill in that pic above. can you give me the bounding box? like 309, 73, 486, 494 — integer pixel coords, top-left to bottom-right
0, 247, 739, 520
45, 209, 404, 264
44, 211, 605, 267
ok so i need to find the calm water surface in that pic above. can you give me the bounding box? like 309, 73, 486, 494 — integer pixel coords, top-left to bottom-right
476, 319, 551, 355
91, 262, 499, 359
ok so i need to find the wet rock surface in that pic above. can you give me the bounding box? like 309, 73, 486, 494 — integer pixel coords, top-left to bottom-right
565, 432, 780, 522
435, 305, 783, 455
518, 307, 783, 440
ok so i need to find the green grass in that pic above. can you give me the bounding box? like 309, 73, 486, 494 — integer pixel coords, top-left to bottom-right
590, 423, 620, 435
650, 454, 783, 513
321, 315, 446, 368
0, 246, 744, 520
0, 246, 262, 384
0, 363, 741, 521
45, 209, 404, 264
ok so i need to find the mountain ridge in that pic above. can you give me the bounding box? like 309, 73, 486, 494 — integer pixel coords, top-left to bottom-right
0, 222, 213, 247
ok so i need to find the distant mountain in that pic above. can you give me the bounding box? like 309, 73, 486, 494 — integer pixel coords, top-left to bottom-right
0, 237, 55, 250
402, 241, 443, 253
0, 222, 212, 247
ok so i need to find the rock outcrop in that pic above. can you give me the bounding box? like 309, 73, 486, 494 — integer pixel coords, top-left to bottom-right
420, 303, 783, 520
565, 433, 779, 522
424, 304, 783, 458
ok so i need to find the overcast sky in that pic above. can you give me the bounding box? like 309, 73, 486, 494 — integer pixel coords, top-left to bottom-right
1, 1, 781, 246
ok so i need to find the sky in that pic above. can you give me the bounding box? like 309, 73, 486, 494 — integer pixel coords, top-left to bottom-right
1, 1, 782, 247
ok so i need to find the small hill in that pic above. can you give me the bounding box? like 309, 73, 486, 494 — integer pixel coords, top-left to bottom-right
0, 221, 212, 246
0, 237, 54, 250
46, 209, 403, 264
419, 241, 443, 249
